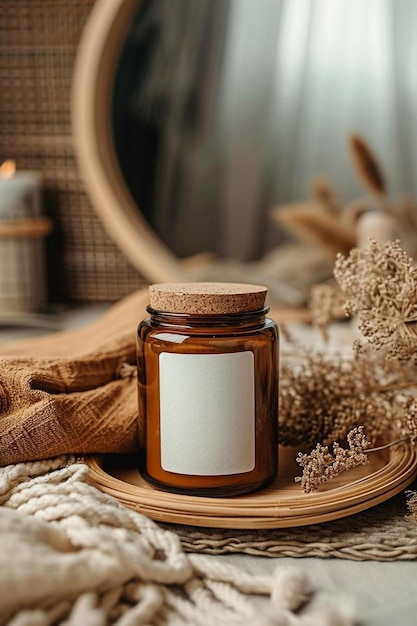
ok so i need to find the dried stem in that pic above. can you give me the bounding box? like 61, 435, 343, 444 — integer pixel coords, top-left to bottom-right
349, 134, 386, 200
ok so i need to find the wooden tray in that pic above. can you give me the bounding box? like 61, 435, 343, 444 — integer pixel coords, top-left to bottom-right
86, 443, 417, 529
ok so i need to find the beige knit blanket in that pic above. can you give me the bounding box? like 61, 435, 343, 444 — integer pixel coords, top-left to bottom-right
0, 456, 354, 625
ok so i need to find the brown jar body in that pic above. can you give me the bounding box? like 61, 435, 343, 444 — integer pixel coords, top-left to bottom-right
137, 308, 279, 496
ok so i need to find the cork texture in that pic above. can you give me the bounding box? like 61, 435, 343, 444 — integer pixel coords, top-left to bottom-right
149, 282, 267, 314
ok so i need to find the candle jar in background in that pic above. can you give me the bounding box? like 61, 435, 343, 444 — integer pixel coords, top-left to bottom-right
137, 282, 279, 497
0, 161, 52, 315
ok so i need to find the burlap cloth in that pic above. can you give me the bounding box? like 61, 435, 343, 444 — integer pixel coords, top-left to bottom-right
0, 288, 416, 566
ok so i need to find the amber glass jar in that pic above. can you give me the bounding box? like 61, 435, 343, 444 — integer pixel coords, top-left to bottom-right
137, 282, 279, 497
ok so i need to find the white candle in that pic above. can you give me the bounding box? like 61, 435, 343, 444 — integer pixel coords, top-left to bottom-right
0, 160, 49, 315
0, 160, 41, 220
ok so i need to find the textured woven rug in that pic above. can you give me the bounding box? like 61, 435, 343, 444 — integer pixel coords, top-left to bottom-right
165, 481, 417, 562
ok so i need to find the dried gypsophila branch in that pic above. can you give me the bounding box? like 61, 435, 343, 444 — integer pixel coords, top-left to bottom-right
328, 437, 410, 493
398, 396, 417, 447
334, 239, 417, 360
284, 238, 417, 497
406, 490, 417, 522
278, 349, 407, 448
295, 427, 371, 493
309, 281, 347, 341
280, 344, 417, 450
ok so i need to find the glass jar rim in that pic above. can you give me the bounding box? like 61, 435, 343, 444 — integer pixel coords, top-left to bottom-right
146, 305, 270, 323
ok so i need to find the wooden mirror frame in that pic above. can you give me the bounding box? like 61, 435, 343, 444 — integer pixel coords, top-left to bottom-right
72, 0, 186, 283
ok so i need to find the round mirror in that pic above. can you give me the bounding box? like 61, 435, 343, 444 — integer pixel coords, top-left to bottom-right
73, 0, 417, 307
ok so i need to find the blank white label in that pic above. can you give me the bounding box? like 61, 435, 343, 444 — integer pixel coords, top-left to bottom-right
159, 351, 255, 475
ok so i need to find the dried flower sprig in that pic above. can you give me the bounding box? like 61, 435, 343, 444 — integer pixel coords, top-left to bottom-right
295, 426, 371, 493
279, 350, 403, 448
309, 282, 347, 340
285, 238, 417, 496
334, 239, 417, 359
399, 397, 417, 447
406, 490, 417, 522
310, 176, 342, 215
274, 201, 356, 259
348, 134, 386, 201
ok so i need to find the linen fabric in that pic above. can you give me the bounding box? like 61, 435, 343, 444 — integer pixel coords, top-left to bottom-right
0, 289, 149, 466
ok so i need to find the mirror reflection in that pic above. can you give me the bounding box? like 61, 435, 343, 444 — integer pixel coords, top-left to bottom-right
113, 0, 417, 305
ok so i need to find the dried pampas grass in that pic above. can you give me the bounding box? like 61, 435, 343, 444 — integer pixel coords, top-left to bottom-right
270, 133, 410, 263
273, 202, 356, 259
348, 133, 386, 200
310, 177, 342, 214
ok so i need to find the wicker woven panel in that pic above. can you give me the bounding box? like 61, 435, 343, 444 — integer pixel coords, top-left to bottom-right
0, 0, 147, 302
167, 483, 417, 561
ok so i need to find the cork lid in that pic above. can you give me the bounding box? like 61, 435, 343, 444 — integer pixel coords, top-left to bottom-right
149, 282, 267, 314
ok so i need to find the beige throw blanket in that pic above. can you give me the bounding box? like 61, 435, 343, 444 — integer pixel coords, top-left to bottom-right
0, 455, 354, 625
